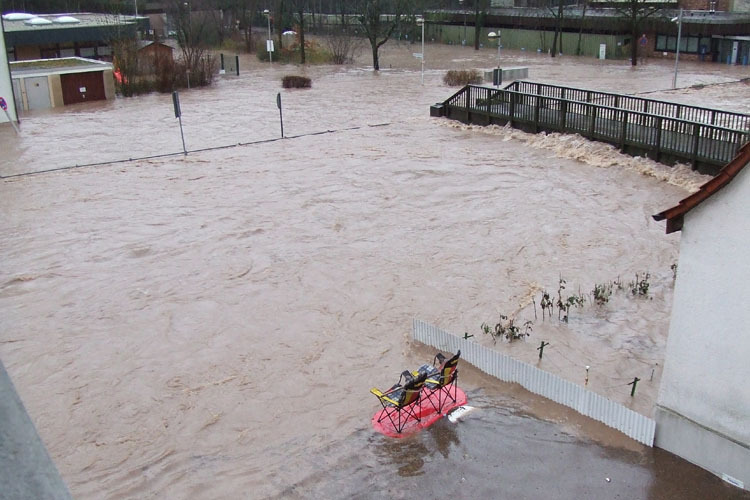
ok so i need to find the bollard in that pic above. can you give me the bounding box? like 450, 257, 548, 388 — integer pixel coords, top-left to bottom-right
537, 341, 549, 360
628, 377, 640, 397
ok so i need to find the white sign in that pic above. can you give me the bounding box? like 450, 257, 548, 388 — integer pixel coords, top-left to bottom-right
599, 44, 606, 60
79, 86, 87, 93
413, 52, 423, 59
266, 39, 275, 52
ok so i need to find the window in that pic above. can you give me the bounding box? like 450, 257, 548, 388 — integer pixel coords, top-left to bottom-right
655, 34, 708, 54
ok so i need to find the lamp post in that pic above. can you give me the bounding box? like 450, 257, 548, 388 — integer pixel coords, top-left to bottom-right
264, 9, 273, 64
672, 8, 683, 89
458, 0, 467, 45
488, 31, 501, 88
417, 17, 425, 85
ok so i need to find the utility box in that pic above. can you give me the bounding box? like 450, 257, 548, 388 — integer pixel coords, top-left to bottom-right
483, 66, 528, 85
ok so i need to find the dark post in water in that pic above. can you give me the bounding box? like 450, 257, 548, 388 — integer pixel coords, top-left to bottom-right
277, 92, 284, 138
173, 91, 187, 155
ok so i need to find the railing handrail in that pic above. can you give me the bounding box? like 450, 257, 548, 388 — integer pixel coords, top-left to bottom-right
444, 85, 750, 137
510, 81, 750, 128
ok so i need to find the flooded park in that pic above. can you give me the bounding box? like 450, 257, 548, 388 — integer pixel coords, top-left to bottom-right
1, 40, 749, 498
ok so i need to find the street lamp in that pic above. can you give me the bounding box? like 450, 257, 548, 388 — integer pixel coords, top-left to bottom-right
488, 31, 501, 87
417, 17, 425, 85
263, 9, 272, 64
671, 9, 683, 89
458, 0, 467, 46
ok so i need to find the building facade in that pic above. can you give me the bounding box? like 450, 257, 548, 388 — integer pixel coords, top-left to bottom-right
653, 145, 750, 491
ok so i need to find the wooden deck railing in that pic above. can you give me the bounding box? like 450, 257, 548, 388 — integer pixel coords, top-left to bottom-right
437, 84, 750, 175
506, 81, 750, 133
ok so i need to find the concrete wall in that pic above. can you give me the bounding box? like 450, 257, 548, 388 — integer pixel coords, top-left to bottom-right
655, 164, 750, 490
0, 19, 19, 125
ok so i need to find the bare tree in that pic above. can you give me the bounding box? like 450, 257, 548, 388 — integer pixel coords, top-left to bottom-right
355, 0, 408, 71
167, 0, 217, 86
473, 0, 489, 51
576, 1, 588, 56
616, 0, 662, 66
289, 0, 308, 63
324, 25, 364, 64
545, 0, 564, 57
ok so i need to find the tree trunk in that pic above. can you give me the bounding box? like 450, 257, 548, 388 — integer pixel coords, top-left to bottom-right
371, 40, 380, 70
576, 2, 588, 56
473, 2, 480, 50
299, 6, 306, 64
631, 27, 639, 66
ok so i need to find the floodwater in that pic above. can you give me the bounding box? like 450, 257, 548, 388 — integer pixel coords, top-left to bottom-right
1, 42, 749, 498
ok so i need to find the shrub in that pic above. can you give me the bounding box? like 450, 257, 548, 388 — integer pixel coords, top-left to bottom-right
282, 75, 312, 89
443, 69, 482, 86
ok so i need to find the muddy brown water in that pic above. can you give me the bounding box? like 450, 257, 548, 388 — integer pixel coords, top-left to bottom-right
1, 42, 749, 498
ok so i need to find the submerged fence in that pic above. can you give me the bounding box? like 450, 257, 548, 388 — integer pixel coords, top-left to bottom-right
412, 319, 656, 446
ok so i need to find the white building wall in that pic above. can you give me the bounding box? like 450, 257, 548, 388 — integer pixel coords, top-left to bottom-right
0, 19, 19, 124
656, 163, 750, 488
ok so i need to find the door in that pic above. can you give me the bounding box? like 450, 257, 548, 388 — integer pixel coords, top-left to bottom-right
60, 71, 106, 105
25, 77, 51, 110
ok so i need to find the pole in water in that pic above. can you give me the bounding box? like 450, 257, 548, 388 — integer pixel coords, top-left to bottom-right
585, 365, 590, 386
172, 91, 187, 155
628, 377, 641, 397
537, 341, 549, 359
277, 92, 284, 138
235, 55, 240, 76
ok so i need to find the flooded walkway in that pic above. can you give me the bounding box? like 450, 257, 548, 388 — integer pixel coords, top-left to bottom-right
1, 42, 749, 498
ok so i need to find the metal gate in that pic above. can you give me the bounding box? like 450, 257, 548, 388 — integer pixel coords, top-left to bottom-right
60, 71, 106, 105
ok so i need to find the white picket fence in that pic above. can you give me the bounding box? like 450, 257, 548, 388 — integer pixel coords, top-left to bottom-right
412, 319, 656, 446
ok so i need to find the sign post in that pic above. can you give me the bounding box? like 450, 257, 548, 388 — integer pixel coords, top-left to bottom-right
276, 92, 284, 138
172, 91, 187, 155
0, 97, 20, 134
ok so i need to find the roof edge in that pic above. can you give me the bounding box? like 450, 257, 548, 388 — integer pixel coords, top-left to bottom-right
653, 141, 750, 234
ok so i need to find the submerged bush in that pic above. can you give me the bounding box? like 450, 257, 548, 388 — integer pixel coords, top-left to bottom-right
443, 69, 482, 87
282, 75, 312, 89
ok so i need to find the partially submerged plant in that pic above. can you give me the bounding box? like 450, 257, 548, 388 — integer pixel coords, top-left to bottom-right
481, 315, 532, 343
282, 75, 312, 88
443, 69, 482, 86
629, 272, 650, 296
592, 282, 613, 305
539, 291, 553, 320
